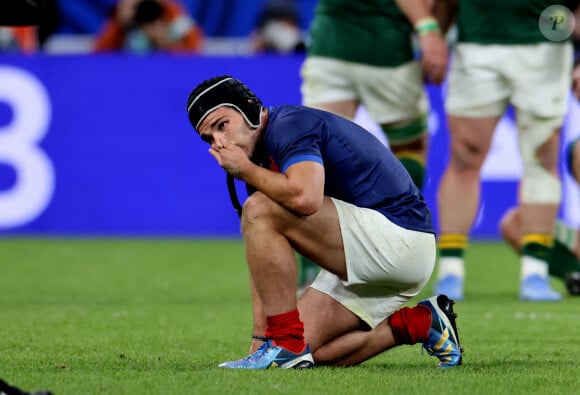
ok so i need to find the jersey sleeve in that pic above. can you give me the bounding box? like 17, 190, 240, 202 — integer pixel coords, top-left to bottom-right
267, 110, 325, 173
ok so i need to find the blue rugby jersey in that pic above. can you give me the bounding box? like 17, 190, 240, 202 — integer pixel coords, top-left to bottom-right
252, 105, 434, 234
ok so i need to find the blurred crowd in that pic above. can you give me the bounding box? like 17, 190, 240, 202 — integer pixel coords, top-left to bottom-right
2, 1, 580, 59
0, 0, 309, 55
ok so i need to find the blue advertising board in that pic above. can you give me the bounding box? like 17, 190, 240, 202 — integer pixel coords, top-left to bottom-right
0, 54, 522, 237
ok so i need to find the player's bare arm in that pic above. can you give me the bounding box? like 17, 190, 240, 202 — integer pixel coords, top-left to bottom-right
239, 161, 325, 216
199, 105, 325, 216
395, 0, 448, 84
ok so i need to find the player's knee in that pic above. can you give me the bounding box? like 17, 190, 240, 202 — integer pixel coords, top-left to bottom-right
448, 144, 485, 175
446, 129, 491, 173
520, 163, 561, 204
241, 191, 277, 224
518, 112, 562, 205
517, 111, 561, 168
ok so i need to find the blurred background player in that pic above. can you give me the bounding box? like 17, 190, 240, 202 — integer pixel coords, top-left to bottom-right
500, 132, 580, 296
432, 0, 576, 301
501, 3, 580, 297
251, 0, 306, 55
93, 0, 203, 53
297, 0, 448, 290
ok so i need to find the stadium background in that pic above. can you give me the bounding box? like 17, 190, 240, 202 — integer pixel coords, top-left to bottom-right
0, 0, 578, 238
54, 0, 319, 38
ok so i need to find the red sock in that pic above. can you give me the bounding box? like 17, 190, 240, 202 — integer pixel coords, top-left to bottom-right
264, 309, 306, 354
388, 305, 431, 345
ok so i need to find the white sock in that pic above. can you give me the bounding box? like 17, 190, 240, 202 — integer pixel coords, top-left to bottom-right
437, 257, 465, 280
520, 255, 549, 280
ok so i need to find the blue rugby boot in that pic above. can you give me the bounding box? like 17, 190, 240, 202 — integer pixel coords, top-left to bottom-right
418, 295, 463, 368
519, 274, 562, 301
433, 275, 464, 301
219, 340, 314, 369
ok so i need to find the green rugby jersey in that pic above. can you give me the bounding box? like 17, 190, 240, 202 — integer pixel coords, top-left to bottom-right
307, 0, 414, 67
457, 0, 575, 44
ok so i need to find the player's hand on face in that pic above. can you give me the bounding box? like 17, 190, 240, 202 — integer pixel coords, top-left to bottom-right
209, 142, 250, 179
419, 32, 448, 85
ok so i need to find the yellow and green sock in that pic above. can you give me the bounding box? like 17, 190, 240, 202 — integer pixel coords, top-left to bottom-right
520, 234, 553, 279
437, 234, 467, 278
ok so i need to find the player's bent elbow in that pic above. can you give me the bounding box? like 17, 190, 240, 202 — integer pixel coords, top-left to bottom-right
290, 195, 322, 217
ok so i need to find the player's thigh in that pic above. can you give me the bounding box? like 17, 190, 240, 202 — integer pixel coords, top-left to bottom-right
298, 287, 363, 352
282, 196, 348, 278
447, 115, 500, 167
242, 192, 346, 277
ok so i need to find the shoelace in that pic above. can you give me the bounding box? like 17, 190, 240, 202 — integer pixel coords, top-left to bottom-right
242, 340, 274, 362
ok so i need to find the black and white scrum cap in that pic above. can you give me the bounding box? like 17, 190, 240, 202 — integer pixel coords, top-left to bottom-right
186, 76, 263, 131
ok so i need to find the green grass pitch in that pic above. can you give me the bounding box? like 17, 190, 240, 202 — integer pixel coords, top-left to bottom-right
1, 238, 579, 394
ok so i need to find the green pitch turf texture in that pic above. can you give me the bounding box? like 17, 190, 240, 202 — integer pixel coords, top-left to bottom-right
1, 238, 579, 395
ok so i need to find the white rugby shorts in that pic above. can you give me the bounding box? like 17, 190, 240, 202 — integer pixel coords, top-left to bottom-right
311, 198, 436, 328
446, 42, 572, 118
300, 56, 428, 125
